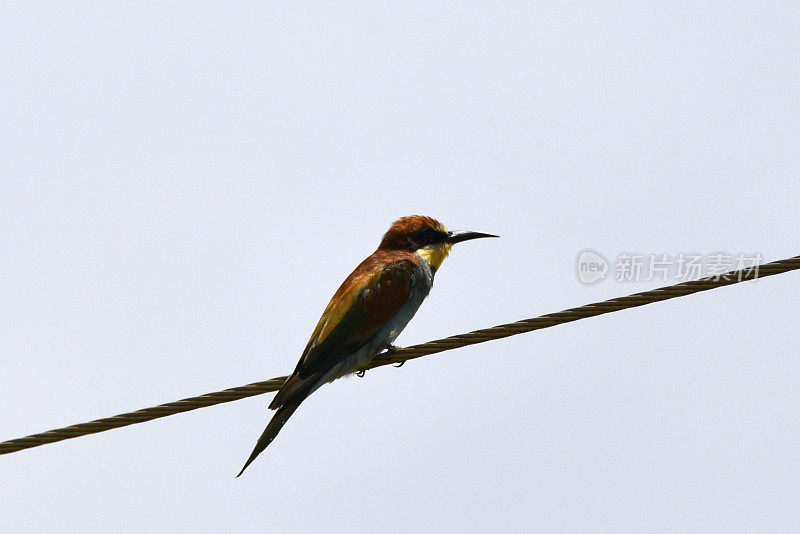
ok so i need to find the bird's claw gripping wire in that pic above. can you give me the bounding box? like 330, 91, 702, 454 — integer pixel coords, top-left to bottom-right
378, 343, 405, 367
356, 344, 402, 377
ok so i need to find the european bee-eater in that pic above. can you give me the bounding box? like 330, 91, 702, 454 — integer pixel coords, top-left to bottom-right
237, 215, 497, 476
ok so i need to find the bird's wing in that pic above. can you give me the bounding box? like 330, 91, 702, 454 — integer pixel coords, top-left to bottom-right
245, 256, 417, 473
297, 257, 416, 376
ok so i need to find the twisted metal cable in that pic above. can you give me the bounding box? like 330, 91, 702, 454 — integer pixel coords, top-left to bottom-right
2, 255, 798, 456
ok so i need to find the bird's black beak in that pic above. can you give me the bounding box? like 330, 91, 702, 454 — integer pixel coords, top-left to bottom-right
446, 230, 499, 244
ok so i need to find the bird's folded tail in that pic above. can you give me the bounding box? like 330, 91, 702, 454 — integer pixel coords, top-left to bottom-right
238, 369, 334, 477
236, 400, 302, 477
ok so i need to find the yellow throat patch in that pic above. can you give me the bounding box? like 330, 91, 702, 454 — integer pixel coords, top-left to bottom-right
416, 243, 452, 271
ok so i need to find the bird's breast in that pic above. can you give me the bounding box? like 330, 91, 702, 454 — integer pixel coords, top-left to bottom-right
377, 257, 434, 343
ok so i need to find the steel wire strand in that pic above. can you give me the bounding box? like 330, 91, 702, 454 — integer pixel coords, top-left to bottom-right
2, 255, 798, 455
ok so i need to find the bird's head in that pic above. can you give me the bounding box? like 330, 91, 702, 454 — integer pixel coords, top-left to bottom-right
378, 215, 497, 271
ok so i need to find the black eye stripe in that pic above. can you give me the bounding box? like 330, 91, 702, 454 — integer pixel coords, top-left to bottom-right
411, 228, 447, 246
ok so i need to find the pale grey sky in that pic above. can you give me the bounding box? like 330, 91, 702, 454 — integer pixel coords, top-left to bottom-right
2, 2, 799, 532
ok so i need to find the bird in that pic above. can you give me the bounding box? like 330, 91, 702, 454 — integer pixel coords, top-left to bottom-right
237, 215, 497, 476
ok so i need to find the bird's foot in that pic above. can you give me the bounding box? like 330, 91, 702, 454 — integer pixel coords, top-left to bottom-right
355, 370, 366, 378
378, 343, 405, 368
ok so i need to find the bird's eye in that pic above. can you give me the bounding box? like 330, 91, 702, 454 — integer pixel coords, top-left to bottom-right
413, 228, 444, 247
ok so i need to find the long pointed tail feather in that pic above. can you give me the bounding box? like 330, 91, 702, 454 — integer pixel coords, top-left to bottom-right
238, 369, 336, 476
236, 400, 302, 477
